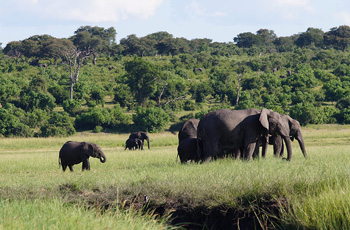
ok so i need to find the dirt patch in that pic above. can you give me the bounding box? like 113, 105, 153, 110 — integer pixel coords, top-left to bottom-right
149, 198, 289, 230
57, 184, 289, 229
115, 194, 289, 229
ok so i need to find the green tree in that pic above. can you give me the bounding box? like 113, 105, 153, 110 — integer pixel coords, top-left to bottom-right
324, 25, 350, 51
73, 26, 117, 64
3, 41, 23, 64
125, 57, 160, 106
40, 112, 75, 137
295, 27, 324, 48
133, 106, 170, 133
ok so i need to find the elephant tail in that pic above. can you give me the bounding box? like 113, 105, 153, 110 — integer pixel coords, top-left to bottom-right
58, 156, 61, 168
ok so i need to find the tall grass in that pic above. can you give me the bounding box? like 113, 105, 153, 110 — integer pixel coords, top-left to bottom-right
1, 125, 350, 228
0, 199, 169, 230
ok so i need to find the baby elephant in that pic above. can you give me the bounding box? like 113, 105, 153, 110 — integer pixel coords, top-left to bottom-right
125, 138, 142, 150
59, 141, 107, 172
177, 138, 201, 163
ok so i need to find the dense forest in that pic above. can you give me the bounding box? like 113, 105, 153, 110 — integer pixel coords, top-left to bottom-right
1, 25, 350, 137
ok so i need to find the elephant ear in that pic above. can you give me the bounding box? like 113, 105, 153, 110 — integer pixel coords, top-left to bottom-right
277, 115, 291, 138
82, 142, 94, 156
259, 108, 270, 131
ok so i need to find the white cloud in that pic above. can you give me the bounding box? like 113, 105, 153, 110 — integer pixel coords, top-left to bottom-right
185, 1, 227, 18
186, 1, 206, 16
267, 0, 315, 19
8, 0, 163, 22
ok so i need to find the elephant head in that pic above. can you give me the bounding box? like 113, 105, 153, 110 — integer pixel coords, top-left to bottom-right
82, 142, 106, 163
140, 131, 150, 149
259, 108, 307, 161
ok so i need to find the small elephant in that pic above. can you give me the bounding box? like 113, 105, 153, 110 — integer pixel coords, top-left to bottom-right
59, 141, 106, 172
129, 131, 150, 150
177, 138, 202, 163
125, 138, 142, 150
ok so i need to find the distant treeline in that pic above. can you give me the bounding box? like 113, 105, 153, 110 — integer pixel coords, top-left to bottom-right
0, 25, 350, 137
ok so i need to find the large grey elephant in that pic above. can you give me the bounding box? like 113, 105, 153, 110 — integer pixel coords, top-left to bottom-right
178, 118, 199, 143
59, 141, 106, 171
129, 131, 150, 150
197, 108, 307, 162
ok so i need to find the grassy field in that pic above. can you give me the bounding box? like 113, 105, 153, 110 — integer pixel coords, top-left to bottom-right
1, 125, 350, 229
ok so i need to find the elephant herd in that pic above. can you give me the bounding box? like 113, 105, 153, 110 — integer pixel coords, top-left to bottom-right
124, 131, 151, 151
58, 131, 150, 172
177, 108, 307, 163
58, 108, 307, 171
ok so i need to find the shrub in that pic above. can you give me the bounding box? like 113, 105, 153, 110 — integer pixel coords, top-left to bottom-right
0, 107, 33, 137
133, 107, 170, 133
18, 90, 56, 112
75, 106, 132, 130
39, 112, 75, 137
62, 99, 82, 115
93, 126, 103, 133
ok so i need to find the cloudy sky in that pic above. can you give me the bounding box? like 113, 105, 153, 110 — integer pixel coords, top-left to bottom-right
1, 0, 350, 47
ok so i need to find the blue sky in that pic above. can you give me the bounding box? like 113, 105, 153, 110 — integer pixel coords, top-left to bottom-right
1, 0, 350, 47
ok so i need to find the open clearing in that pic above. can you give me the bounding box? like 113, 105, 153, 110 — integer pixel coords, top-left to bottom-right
1, 125, 350, 229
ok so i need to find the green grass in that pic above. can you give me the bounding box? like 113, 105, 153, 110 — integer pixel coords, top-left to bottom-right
0, 199, 169, 230
2, 125, 350, 228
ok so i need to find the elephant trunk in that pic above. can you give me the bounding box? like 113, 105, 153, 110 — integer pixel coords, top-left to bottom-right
146, 137, 150, 149
296, 133, 307, 159
284, 136, 293, 161
99, 152, 107, 163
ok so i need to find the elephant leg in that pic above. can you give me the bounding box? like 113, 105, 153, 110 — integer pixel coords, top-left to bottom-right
234, 147, 241, 159
261, 138, 268, 158
245, 142, 257, 161
62, 164, 67, 171
280, 142, 284, 157
202, 138, 219, 162
273, 135, 283, 157
82, 159, 90, 170
284, 137, 293, 161
253, 143, 260, 159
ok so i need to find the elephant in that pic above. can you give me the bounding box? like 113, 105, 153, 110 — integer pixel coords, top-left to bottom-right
59, 141, 106, 171
129, 131, 150, 150
177, 138, 203, 163
178, 118, 200, 143
264, 112, 307, 161
197, 108, 307, 162
125, 138, 142, 150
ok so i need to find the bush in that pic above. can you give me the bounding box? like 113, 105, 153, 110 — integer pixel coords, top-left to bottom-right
39, 112, 75, 137
0, 108, 32, 137
62, 99, 82, 115
18, 90, 56, 112
290, 103, 336, 125
93, 126, 103, 133
133, 107, 170, 133
75, 106, 132, 130
184, 100, 198, 111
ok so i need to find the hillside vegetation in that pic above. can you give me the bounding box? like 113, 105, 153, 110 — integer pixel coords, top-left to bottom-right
1, 25, 350, 137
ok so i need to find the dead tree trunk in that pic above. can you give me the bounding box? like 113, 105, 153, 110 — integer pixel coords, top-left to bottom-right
236, 76, 242, 106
